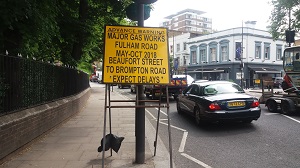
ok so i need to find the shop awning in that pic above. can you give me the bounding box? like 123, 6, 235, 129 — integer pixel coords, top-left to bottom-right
248, 67, 281, 74
188, 67, 229, 73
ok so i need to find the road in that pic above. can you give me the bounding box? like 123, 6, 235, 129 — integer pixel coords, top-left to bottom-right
110, 85, 300, 168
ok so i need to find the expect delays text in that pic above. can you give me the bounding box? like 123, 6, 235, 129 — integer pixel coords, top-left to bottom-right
112, 75, 160, 83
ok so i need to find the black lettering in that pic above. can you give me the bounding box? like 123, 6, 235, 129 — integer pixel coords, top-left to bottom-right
107, 33, 128, 40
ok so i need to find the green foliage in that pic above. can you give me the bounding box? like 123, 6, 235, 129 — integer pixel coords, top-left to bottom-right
269, 0, 300, 40
0, 0, 135, 67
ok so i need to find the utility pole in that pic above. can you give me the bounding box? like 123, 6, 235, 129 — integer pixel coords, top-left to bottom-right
136, 3, 145, 164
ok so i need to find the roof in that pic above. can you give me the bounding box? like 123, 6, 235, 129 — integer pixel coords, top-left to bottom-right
164, 9, 206, 19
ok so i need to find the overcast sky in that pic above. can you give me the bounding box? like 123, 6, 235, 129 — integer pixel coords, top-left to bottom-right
144, 0, 273, 31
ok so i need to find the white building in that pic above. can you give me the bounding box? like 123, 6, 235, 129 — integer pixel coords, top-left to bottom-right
160, 9, 212, 34
169, 22, 286, 88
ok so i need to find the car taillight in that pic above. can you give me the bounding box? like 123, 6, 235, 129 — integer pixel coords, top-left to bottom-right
251, 100, 260, 107
208, 102, 221, 110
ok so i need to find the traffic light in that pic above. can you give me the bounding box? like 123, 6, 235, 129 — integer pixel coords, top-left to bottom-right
285, 30, 295, 43
125, 3, 151, 21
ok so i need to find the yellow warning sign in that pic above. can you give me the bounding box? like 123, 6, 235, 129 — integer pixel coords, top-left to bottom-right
102, 25, 170, 84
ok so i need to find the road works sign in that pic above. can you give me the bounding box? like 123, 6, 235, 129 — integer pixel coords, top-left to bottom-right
102, 25, 169, 84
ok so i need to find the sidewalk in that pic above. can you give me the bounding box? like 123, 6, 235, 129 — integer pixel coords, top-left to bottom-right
0, 83, 171, 168
244, 88, 284, 101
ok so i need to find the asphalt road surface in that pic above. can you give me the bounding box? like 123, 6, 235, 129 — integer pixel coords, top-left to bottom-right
112, 85, 300, 168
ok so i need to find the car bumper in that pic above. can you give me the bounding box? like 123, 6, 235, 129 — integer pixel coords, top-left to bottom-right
202, 108, 261, 121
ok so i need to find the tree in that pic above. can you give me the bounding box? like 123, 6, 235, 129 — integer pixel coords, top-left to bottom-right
0, 0, 134, 67
269, 0, 300, 40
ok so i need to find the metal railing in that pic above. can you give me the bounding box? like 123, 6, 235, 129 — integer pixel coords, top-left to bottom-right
0, 54, 90, 116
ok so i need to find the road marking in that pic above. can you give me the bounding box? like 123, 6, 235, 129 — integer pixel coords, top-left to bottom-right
282, 114, 300, 124
264, 113, 279, 115
178, 131, 188, 152
155, 108, 168, 116
181, 153, 212, 168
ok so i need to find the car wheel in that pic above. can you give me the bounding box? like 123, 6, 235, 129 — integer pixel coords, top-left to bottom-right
194, 106, 204, 126
131, 88, 133, 92
281, 101, 292, 115
267, 100, 278, 113
118, 85, 121, 88
176, 100, 183, 115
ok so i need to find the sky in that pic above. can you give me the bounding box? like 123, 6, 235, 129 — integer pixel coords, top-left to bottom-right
144, 0, 273, 31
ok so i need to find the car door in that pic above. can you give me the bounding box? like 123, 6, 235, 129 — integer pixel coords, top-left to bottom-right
179, 85, 193, 112
185, 85, 200, 114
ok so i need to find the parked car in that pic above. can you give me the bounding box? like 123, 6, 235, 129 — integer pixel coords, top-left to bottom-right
118, 84, 131, 89
273, 77, 283, 88
193, 79, 209, 83
176, 81, 261, 125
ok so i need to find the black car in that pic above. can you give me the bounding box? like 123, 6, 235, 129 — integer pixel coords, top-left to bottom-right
176, 81, 261, 125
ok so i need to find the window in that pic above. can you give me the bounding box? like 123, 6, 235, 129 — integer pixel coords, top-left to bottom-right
200, 49, 206, 62
199, 44, 207, 63
170, 45, 173, 53
186, 14, 191, 19
186, 27, 191, 31
191, 51, 197, 64
190, 85, 200, 95
255, 46, 261, 58
183, 56, 186, 65
183, 42, 187, 50
176, 44, 180, 52
203, 24, 207, 28
221, 46, 228, 61
186, 21, 191, 25
264, 43, 271, 60
209, 42, 217, 63
255, 41, 262, 59
276, 45, 282, 60
219, 40, 229, 62
174, 22, 178, 27
210, 48, 217, 62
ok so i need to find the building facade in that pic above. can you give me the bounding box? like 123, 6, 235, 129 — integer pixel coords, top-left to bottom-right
160, 9, 212, 34
169, 24, 286, 88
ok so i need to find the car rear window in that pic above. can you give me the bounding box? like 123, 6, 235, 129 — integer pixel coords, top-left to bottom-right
204, 83, 244, 95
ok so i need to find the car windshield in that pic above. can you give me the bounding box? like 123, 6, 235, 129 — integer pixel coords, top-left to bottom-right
204, 83, 244, 95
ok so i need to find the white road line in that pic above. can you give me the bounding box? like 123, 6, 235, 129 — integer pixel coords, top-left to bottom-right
282, 114, 300, 124
178, 131, 188, 152
264, 113, 279, 115
157, 120, 187, 132
155, 107, 168, 116
146, 109, 157, 120
181, 153, 212, 168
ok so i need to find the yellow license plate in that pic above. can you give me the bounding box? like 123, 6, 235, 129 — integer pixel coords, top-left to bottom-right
228, 101, 245, 107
